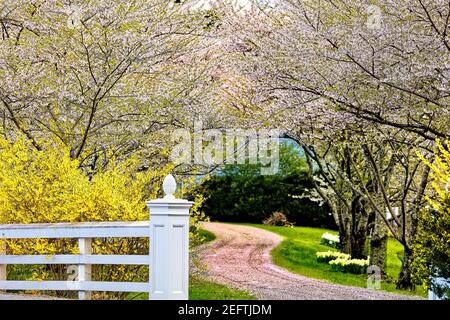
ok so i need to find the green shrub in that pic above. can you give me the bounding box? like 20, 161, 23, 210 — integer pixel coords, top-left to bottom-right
191, 143, 335, 229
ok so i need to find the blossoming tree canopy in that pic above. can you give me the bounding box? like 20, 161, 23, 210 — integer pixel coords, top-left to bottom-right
0, 0, 226, 168
222, 0, 449, 141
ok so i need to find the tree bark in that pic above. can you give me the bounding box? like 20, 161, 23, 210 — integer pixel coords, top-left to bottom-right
339, 230, 368, 258
338, 217, 368, 258
339, 230, 352, 254
397, 247, 415, 290
351, 229, 368, 259
352, 199, 369, 259
370, 212, 388, 277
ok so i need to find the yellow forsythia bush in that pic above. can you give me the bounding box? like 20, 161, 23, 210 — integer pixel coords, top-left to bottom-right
413, 140, 450, 299
0, 135, 204, 299
0, 137, 161, 225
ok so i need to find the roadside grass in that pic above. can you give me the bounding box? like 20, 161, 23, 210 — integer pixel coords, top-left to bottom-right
248, 224, 426, 298
189, 277, 255, 300
127, 227, 255, 300
128, 278, 255, 300
197, 228, 216, 244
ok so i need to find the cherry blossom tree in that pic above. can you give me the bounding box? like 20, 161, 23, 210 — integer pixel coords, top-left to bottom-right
0, 0, 225, 171
219, 0, 449, 289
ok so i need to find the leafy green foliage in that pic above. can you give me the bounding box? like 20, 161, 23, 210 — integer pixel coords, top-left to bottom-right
193, 143, 335, 228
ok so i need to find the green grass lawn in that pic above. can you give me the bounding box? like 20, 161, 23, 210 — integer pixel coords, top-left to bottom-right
249, 224, 426, 298
197, 228, 216, 244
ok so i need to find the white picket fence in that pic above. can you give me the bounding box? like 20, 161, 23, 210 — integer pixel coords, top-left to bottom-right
0, 174, 193, 300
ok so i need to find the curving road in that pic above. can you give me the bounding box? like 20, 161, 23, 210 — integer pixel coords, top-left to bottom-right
198, 222, 422, 300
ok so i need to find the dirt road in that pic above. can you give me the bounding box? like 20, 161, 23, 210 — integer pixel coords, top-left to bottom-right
199, 222, 422, 300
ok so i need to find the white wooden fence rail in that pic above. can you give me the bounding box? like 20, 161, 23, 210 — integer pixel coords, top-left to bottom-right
0, 174, 193, 300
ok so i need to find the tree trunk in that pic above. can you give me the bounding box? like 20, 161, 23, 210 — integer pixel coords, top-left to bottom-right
339, 227, 368, 258
351, 230, 368, 259
397, 247, 415, 290
339, 231, 352, 255
370, 214, 388, 277
336, 202, 369, 259
350, 197, 369, 259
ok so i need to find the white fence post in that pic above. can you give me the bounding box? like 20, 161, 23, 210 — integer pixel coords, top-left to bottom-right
78, 238, 92, 300
0, 242, 6, 290
147, 174, 193, 300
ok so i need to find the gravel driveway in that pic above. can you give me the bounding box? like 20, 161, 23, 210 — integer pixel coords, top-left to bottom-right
198, 222, 422, 300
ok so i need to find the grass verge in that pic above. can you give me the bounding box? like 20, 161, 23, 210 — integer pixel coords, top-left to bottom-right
128, 227, 255, 300
249, 224, 426, 298
127, 277, 255, 300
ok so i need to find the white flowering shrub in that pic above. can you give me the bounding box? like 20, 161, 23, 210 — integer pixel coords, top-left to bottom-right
320, 232, 340, 248
329, 258, 370, 274
316, 251, 351, 263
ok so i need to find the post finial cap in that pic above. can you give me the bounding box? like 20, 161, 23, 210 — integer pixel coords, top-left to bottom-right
163, 174, 177, 199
